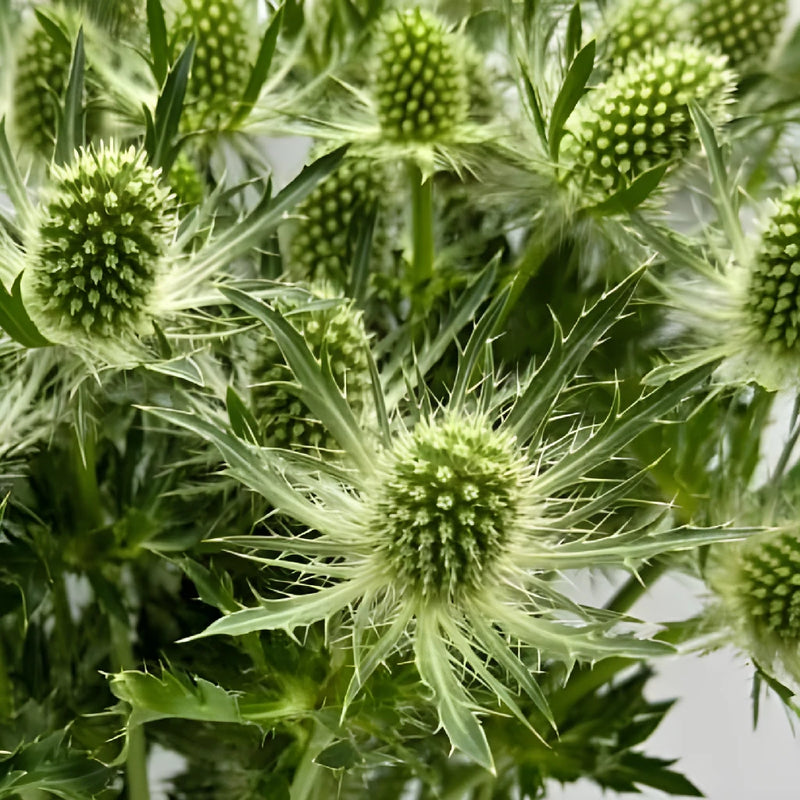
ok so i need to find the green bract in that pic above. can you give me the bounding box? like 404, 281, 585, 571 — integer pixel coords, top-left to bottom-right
374, 8, 469, 142
22, 144, 173, 344
747, 184, 800, 351
563, 43, 733, 198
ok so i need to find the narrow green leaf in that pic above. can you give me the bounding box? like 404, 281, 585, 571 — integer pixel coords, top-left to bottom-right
0, 119, 34, 229
505, 266, 641, 444
145, 38, 195, 172
54, 28, 85, 167
146, 0, 169, 86
689, 100, 746, 263
232, 3, 284, 126
549, 39, 595, 161
0, 274, 50, 348
590, 163, 669, 216
348, 204, 377, 304
565, 2, 582, 63
33, 9, 71, 50
518, 60, 548, 150
226, 386, 260, 444
220, 286, 375, 473
416, 611, 495, 773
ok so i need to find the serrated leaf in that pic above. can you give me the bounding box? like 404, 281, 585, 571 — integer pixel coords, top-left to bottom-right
314, 740, 362, 770
549, 39, 595, 161
0, 273, 51, 347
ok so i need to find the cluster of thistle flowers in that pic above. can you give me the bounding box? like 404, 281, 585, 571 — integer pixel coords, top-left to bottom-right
6, 0, 800, 790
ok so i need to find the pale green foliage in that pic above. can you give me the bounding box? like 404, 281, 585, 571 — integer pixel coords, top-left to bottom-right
22, 143, 173, 343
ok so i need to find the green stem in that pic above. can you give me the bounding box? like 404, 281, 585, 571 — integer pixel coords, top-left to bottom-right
289, 719, 335, 800
0, 635, 12, 719
409, 163, 434, 299
71, 426, 103, 530
605, 560, 668, 614
549, 657, 633, 722
110, 616, 150, 800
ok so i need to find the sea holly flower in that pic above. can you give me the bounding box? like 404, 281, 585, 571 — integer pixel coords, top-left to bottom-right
706, 526, 800, 686
646, 178, 800, 392
249, 286, 372, 451
561, 43, 734, 202
151, 272, 743, 771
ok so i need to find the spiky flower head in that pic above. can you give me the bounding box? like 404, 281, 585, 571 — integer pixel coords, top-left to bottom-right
562, 43, 734, 200
250, 289, 371, 451
12, 12, 74, 155
708, 527, 800, 683
172, 0, 256, 129
374, 416, 527, 601
600, 0, 687, 69
373, 8, 469, 142
168, 150, 205, 210
745, 184, 800, 352
691, 0, 787, 71
22, 143, 174, 346
289, 158, 379, 286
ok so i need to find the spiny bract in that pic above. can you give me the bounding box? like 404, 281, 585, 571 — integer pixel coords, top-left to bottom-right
373, 416, 526, 600
562, 42, 733, 198
172, 0, 255, 128
23, 144, 173, 343
746, 184, 800, 351
374, 8, 469, 142
250, 290, 371, 451
12, 13, 74, 155
289, 158, 379, 286
691, 0, 787, 71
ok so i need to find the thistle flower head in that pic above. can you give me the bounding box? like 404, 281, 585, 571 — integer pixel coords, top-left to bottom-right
172, 0, 255, 128
168, 150, 205, 210
12, 12, 74, 155
374, 8, 469, 143
22, 143, 174, 346
600, 0, 687, 69
708, 527, 800, 683
289, 158, 379, 286
691, 0, 787, 71
374, 415, 527, 601
745, 184, 800, 352
250, 288, 371, 451
563, 43, 734, 199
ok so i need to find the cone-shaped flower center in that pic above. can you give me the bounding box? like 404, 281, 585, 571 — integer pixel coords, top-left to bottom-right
374, 8, 469, 142
374, 416, 524, 600
747, 184, 800, 351
738, 529, 800, 641
691, 0, 786, 71
563, 42, 732, 197
25, 144, 173, 342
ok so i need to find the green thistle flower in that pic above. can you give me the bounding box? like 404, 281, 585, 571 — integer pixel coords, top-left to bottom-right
563, 43, 734, 199
708, 527, 800, 683
22, 143, 174, 345
289, 158, 379, 286
156, 275, 739, 771
12, 13, 74, 155
250, 288, 371, 451
172, 0, 256, 129
600, 0, 687, 69
746, 184, 800, 351
374, 8, 469, 142
691, 0, 787, 71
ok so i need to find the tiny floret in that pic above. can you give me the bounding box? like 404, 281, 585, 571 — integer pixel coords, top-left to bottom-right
373, 416, 526, 600
23, 144, 173, 344
374, 8, 469, 142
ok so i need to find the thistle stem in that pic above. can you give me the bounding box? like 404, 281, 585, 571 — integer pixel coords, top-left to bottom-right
605, 561, 667, 614
409, 163, 435, 302
289, 719, 335, 800
71, 426, 103, 531
110, 616, 150, 800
